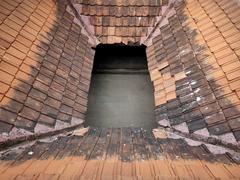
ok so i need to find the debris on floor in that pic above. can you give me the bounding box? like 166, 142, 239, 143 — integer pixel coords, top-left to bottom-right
153, 127, 240, 162
38, 136, 58, 143
27, 151, 34, 156
72, 127, 89, 136
0, 127, 239, 180
152, 128, 168, 139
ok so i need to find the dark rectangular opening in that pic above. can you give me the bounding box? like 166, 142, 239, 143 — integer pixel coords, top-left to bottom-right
85, 44, 156, 129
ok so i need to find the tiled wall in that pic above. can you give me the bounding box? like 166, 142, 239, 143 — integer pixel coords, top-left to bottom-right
1, 0, 240, 145
0, 0, 95, 137
147, 0, 240, 143
71, 0, 167, 44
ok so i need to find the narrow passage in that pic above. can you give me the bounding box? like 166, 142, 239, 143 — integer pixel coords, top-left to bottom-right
86, 44, 156, 129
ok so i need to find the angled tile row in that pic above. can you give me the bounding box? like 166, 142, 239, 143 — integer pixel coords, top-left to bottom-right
0, 0, 95, 136
146, 0, 240, 142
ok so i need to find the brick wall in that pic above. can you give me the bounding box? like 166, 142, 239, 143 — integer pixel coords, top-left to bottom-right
146, 0, 240, 144
0, 0, 95, 138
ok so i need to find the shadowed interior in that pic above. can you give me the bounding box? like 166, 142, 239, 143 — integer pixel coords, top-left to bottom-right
86, 45, 156, 129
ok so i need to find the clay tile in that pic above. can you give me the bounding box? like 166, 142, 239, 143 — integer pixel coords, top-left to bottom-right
115, 17, 122, 26
82, 0, 88, 4
129, 17, 136, 26
93, 16, 102, 26
114, 36, 122, 43
95, 6, 103, 16
135, 17, 141, 26
107, 36, 114, 44
129, 6, 136, 16
102, 16, 110, 26
103, 0, 110, 5
89, 6, 97, 16
122, 18, 129, 26
95, 26, 102, 35
109, 0, 116, 6
139, 17, 149, 26
115, 27, 122, 36
108, 27, 115, 36
142, 6, 149, 16
148, 0, 154, 6
135, 27, 142, 37
122, 27, 129, 37
109, 17, 116, 26
102, 27, 108, 35
162, 0, 169, 6
142, 27, 148, 37
149, 7, 159, 16
142, 0, 149, 6
137, 0, 145, 6
81, 5, 89, 15
102, 6, 109, 16
122, 6, 128, 16
116, 0, 124, 6
122, 0, 128, 6
148, 17, 156, 26
131, 27, 137, 36
109, 6, 117, 16
130, 0, 138, 6
95, 0, 102, 5
100, 36, 107, 43
116, 6, 122, 17
135, 7, 144, 16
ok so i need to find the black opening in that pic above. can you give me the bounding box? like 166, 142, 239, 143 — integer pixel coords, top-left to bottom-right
86, 44, 157, 130
93, 44, 147, 70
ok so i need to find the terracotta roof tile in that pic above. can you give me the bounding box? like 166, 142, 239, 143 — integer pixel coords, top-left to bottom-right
70, 0, 167, 44
144, 0, 240, 141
